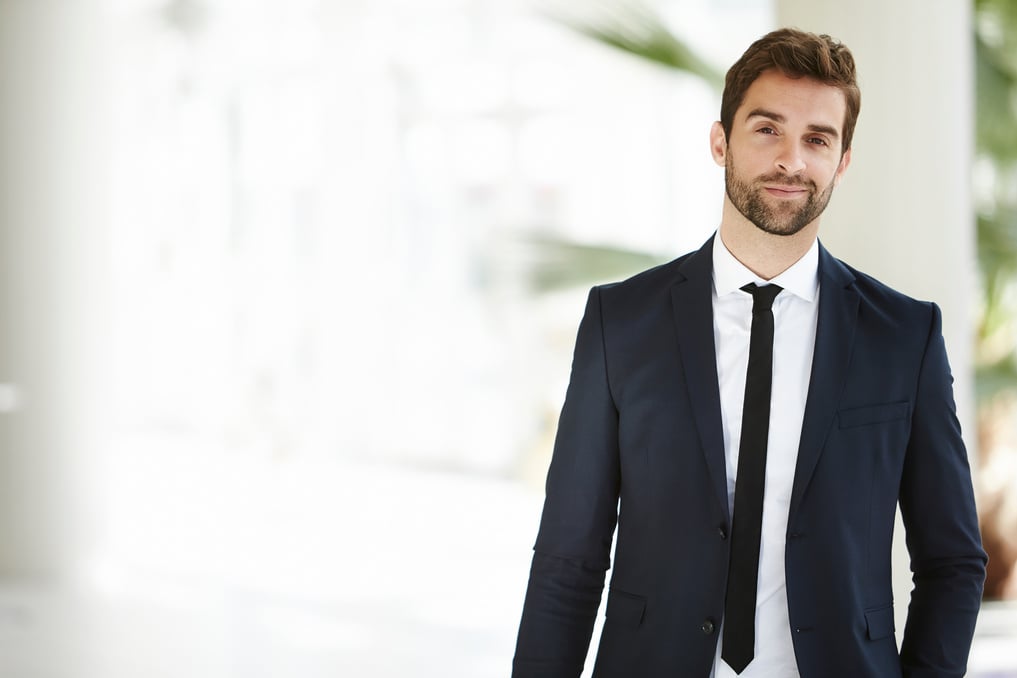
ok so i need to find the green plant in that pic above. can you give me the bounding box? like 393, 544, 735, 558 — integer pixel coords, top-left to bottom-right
974, 0, 1017, 599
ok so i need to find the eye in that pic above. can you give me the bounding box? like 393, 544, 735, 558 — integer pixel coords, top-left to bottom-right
757, 126, 777, 135
807, 136, 829, 146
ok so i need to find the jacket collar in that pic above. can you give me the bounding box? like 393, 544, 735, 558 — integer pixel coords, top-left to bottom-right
669, 235, 858, 523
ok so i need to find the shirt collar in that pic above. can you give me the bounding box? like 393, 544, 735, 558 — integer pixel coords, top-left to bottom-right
712, 231, 820, 302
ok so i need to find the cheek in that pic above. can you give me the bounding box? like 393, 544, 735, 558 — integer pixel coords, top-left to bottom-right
831, 166, 847, 187
816, 159, 845, 186
832, 154, 850, 179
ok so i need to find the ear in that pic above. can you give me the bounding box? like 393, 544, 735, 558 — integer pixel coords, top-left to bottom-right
710, 121, 727, 167
833, 147, 852, 186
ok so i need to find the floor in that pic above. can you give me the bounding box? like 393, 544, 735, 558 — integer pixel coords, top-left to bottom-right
0, 452, 1012, 677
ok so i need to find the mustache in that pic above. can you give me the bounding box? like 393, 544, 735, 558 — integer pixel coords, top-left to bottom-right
756, 173, 815, 190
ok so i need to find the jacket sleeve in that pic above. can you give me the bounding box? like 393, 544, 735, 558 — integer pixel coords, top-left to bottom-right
898, 302, 987, 678
512, 286, 621, 678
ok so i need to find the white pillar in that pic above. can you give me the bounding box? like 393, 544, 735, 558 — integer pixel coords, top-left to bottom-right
0, 1, 110, 579
775, 0, 975, 643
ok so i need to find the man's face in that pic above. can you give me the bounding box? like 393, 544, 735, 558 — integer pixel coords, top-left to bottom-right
711, 69, 851, 236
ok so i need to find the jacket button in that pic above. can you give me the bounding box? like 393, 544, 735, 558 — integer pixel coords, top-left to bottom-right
718, 526, 728, 540
701, 619, 715, 634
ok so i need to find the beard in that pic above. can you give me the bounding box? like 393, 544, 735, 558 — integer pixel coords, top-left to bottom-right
725, 151, 837, 237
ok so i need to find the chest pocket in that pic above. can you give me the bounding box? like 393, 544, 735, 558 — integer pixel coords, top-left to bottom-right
838, 401, 909, 429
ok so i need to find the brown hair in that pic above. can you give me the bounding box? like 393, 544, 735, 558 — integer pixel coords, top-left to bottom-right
720, 28, 861, 153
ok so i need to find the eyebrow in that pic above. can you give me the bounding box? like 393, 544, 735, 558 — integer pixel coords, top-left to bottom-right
745, 108, 841, 140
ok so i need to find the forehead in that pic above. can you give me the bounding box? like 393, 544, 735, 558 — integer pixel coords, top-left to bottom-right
736, 69, 847, 131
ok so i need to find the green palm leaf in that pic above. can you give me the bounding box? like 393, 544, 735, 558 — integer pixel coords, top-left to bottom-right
521, 2, 719, 293
539, 0, 723, 87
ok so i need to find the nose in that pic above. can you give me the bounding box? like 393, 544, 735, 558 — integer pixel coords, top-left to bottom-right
775, 141, 806, 175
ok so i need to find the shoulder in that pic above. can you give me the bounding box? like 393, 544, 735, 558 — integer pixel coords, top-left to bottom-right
585, 251, 696, 334
822, 248, 939, 331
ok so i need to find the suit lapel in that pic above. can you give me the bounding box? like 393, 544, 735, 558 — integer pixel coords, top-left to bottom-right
789, 244, 859, 521
670, 236, 730, 523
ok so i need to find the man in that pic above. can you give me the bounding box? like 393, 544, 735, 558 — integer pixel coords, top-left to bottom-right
512, 28, 986, 678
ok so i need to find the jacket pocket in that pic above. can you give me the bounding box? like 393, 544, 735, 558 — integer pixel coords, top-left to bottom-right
838, 401, 909, 429
864, 604, 895, 640
605, 588, 646, 628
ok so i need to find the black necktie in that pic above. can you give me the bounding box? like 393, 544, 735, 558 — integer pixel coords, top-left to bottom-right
722, 282, 782, 674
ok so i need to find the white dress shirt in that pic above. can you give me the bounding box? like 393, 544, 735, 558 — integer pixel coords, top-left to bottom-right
709, 232, 820, 678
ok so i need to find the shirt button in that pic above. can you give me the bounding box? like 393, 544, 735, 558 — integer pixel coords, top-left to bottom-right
701, 619, 715, 635
718, 526, 728, 540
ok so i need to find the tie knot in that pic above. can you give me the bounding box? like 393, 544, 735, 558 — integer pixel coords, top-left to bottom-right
741, 283, 783, 311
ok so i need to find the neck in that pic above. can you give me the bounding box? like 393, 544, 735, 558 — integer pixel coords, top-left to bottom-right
718, 198, 819, 280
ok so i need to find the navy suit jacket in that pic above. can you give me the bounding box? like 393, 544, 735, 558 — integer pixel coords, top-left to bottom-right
513, 237, 986, 678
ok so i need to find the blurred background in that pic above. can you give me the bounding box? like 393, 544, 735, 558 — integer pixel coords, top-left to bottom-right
0, 0, 1014, 676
